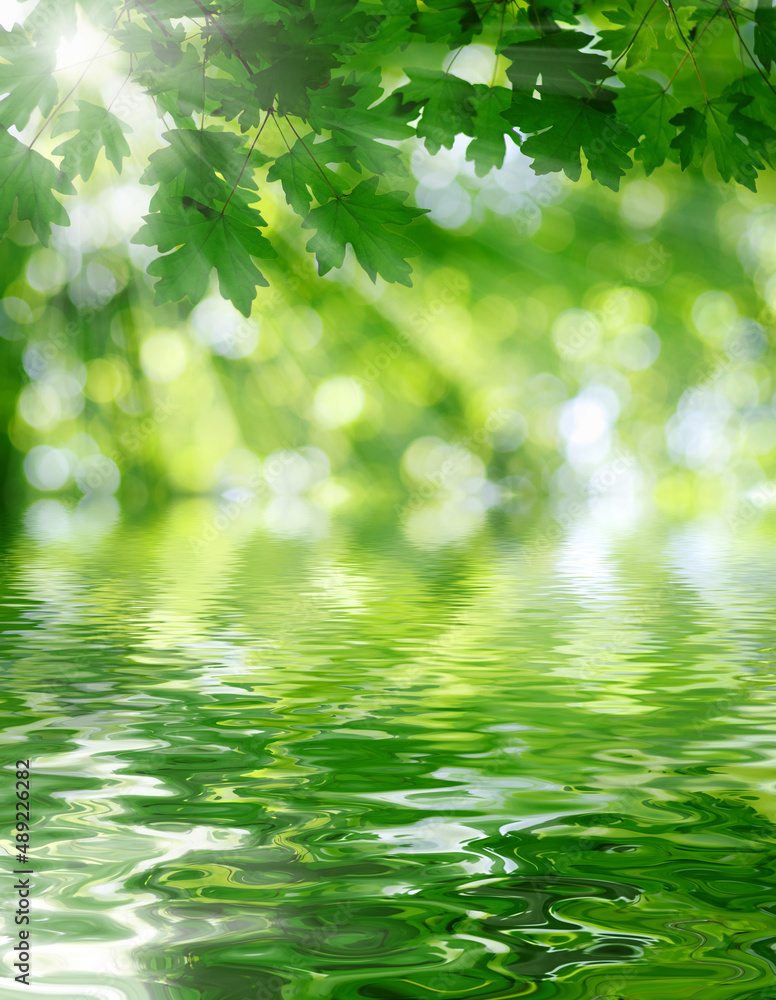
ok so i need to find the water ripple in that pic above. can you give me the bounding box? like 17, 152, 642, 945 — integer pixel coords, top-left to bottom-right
1, 509, 776, 998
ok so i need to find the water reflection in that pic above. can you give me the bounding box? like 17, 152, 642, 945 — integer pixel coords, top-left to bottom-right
1, 498, 775, 999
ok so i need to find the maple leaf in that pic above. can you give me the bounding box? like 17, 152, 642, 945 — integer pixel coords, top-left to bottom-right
396, 69, 477, 155
242, 0, 304, 25
267, 137, 351, 216
465, 85, 515, 176
139, 128, 270, 232
0, 130, 74, 244
722, 74, 776, 132
705, 98, 766, 191
307, 0, 377, 48
4, 0, 776, 304
132, 199, 277, 317
336, 0, 417, 53
210, 78, 263, 133
537, 0, 583, 26
507, 93, 636, 190
669, 98, 768, 190
502, 31, 610, 99
0, 25, 57, 129
142, 129, 262, 195
250, 19, 338, 115
669, 106, 706, 169
302, 177, 427, 286
664, 5, 698, 49
135, 41, 206, 118
599, 5, 659, 66
51, 100, 132, 181
616, 72, 682, 174
724, 90, 776, 165
410, 0, 483, 46
114, 17, 179, 55
754, 6, 776, 70
309, 71, 416, 174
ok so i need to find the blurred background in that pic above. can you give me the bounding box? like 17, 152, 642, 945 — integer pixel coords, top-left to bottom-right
3, 5, 776, 543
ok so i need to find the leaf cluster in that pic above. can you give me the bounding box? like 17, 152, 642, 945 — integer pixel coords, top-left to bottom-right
2, 0, 776, 314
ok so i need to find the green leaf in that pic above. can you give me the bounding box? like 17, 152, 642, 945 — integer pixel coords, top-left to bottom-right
135, 41, 206, 118
230, 14, 338, 115
396, 69, 477, 155
665, 5, 697, 49
307, 0, 377, 48
0, 26, 57, 129
0, 130, 74, 244
465, 85, 514, 176
704, 98, 765, 191
507, 92, 636, 191
410, 0, 483, 46
51, 100, 132, 181
722, 73, 776, 132
251, 35, 337, 114
720, 76, 776, 171
139, 128, 270, 230
4, 0, 776, 299
267, 138, 350, 216
210, 78, 262, 133
683, 1, 718, 33
309, 71, 416, 174
599, 5, 659, 67
302, 177, 427, 286
669, 106, 706, 169
242, 0, 304, 25
754, 6, 776, 70
132, 199, 277, 317
503, 31, 610, 99
141, 129, 257, 197
724, 90, 776, 164
533, 0, 582, 27
671, 98, 767, 189
616, 72, 682, 174
113, 18, 178, 56
333, 0, 417, 54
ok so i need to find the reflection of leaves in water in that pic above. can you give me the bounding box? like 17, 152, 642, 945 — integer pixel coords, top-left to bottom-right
3, 513, 776, 997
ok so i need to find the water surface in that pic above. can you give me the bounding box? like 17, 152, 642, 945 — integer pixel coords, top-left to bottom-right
1, 498, 775, 1000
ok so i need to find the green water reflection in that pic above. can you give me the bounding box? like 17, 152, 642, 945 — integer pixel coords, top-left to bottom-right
1, 499, 775, 1000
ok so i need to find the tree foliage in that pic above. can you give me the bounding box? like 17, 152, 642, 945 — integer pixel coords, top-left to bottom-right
2, 0, 776, 314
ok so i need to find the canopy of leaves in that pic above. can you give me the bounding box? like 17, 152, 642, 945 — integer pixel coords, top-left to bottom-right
2, 0, 776, 313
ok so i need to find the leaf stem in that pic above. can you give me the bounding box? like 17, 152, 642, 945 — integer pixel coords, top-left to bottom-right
444, 46, 465, 75
273, 115, 293, 155
609, 0, 661, 74
220, 107, 272, 218
666, 0, 708, 102
582, 0, 660, 110
722, 0, 776, 99
664, 4, 721, 93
